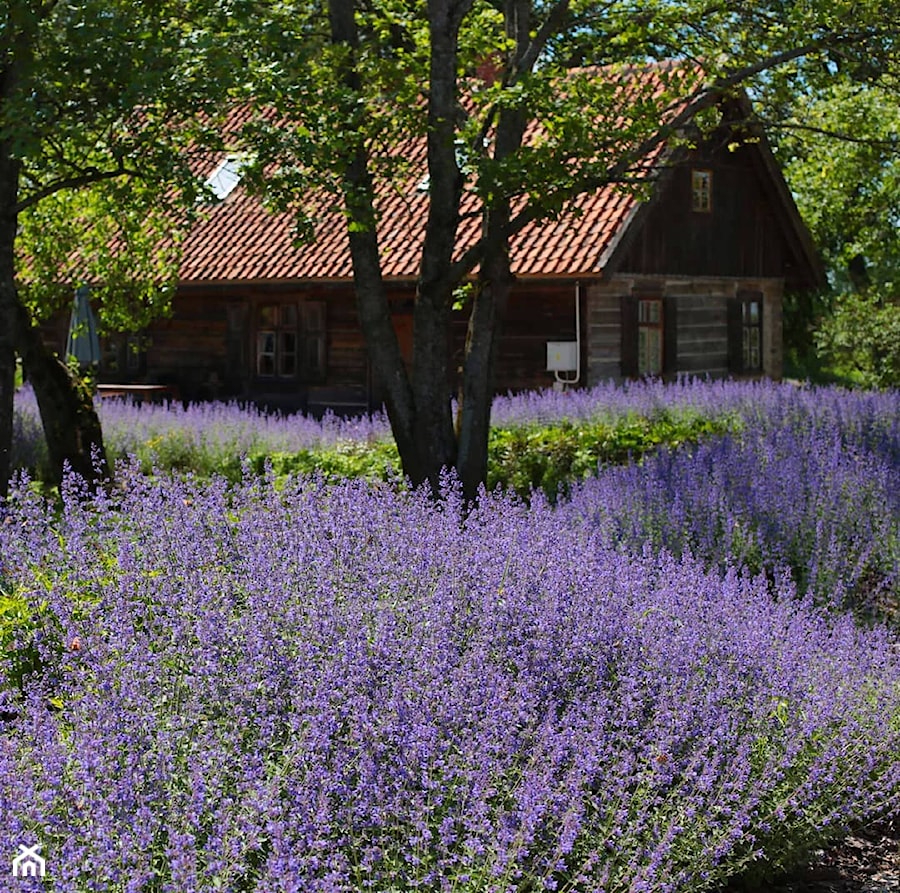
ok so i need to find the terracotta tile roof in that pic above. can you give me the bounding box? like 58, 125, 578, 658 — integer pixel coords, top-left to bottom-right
177, 61, 697, 285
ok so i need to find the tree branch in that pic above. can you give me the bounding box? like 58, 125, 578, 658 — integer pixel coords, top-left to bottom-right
467, 0, 577, 163
16, 162, 139, 213
754, 118, 900, 150
713, 43, 831, 92
515, 0, 571, 77
446, 39, 854, 287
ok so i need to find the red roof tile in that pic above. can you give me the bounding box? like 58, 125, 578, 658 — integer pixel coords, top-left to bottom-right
177, 62, 698, 285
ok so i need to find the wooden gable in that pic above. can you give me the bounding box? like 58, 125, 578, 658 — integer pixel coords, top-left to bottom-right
608, 132, 823, 289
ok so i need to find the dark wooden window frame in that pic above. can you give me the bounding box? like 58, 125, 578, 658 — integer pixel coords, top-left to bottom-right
125, 333, 148, 376
637, 297, 664, 376
621, 292, 678, 378
100, 333, 147, 378
728, 291, 764, 375
254, 300, 327, 382
691, 168, 713, 213
256, 303, 297, 378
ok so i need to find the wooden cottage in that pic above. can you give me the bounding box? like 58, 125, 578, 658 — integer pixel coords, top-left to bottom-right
91, 78, 823, 413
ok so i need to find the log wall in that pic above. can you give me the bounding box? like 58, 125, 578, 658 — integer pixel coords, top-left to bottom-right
585, 275, 783, 385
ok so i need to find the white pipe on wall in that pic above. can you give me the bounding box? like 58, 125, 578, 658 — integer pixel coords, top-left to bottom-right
553, 280, 582, 387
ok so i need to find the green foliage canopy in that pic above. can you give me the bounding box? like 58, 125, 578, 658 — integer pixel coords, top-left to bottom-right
2, 0, 241, 330
779, 80, 900, 294
769, 77, 900, 386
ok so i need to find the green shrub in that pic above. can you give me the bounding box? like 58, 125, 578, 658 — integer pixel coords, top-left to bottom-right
487, 411, 740, 500
0, 584, 46, 695
88, 402, 741, 500
232, 411, 737, 499
815, 291, 900, 388
247, 439, 401, 484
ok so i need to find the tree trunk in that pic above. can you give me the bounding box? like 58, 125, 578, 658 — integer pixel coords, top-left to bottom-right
14, 300, 109, 489
456, 245, 513, 502
349, 224, 423, 483
0, 298, 14, 499
329, 0, 471, 495
408, 0, 473, 493
411, 280, 458, 492
456, 0, 529, 503
327, 0, 424, 485
1, 109, 108, 493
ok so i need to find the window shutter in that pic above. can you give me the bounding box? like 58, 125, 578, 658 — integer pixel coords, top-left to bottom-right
663, 295, 678, 375
752, 295, 764, 374
753, 294, 764, 372
301, 301, 327, 381
620, 295, 638, 377
738, 290, 764, 373
302, 301, 325, 333
225, 302, 249, 389
727, 297, 744, 374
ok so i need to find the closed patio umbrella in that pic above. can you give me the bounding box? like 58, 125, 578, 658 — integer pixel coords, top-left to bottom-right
65, 285, 101, 368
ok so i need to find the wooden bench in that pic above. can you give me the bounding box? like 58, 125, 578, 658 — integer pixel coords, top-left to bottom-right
96, 384, 178, 405
306, 386, 370, 416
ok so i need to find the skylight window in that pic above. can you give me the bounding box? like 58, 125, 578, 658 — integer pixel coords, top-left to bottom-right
205, 155, 245, 201
414, 140, 484, 195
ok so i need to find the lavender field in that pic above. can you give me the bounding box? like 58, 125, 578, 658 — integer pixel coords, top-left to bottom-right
2, 380, 899, 892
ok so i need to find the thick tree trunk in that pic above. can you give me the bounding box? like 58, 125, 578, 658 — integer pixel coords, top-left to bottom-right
0, 53, 23, 499
411, 281, 457, 491
14, 300, 109, 488
328, 0, 424, 484
408, 0, 473, 492
456, 246, 513, 502
456, 0, 529, 502
349, 223, 423, 483
0, 298, 14, 499
1, 34, 107, 495
329, 0, 472, 494
1, 111, 108, 493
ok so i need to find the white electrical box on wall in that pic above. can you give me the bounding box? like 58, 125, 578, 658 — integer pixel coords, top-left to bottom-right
546, 341, 578, 372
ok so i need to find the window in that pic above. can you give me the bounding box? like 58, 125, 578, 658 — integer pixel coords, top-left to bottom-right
691, 168, 712, 212
256, 301, 326, 381
637, 298, 664, 375
205, 155, 246, 202
741, 298, 762, 371
100, 335, 121, 374
100, 334, 146, 377
621, 294, 677, 378
728, 292, 763, 374
125, 334, 148, 375
257, 304, 297, 377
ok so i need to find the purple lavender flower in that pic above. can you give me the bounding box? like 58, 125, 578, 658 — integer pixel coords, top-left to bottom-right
0, 443, 898, 890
